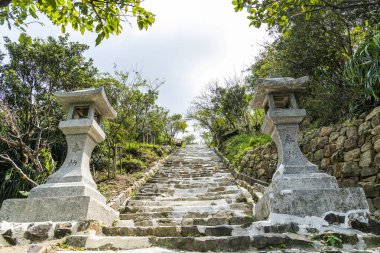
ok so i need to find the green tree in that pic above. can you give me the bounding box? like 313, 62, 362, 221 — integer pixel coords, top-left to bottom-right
0, 35, 98, 202
0, 0, 155, 45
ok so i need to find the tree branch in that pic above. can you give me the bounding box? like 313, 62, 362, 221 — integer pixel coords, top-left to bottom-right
0, 154, 39, 187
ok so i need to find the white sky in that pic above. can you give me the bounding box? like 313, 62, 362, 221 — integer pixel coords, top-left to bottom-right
1, 0, 269, 138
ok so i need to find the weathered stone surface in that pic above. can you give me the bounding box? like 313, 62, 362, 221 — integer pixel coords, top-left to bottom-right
361, 167, 378, 178
324, 213, 345, 224
371, 125, 380, 135
336, 136, 346, 150
256, 188, 368, 220
361, 142, 373, 152
24, 224, 52, 242
359, 182, 379, 197
365, 106, 380, 121
341, 162, 359, 177
346, 127, 358, 138
373, 197, 380, 210
316, 136, 329, 149
371, 113, 380, 127
374, 139, 380, 153
329, 131, 340, 142
323, 144, 336, 158
321, 158, 330, 169
331, 150, 344, 164
0, 196, 118, 226
344, 137, 358, 151
344, 148, 361, 162
374, 152, 380, 167
320, 127, 333, 137
359, 121, 371, 135
313, 149, 324, 161
359, 150, 374, 167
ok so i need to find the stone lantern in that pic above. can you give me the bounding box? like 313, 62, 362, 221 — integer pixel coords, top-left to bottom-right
251, 77, 369, 224
0, 88, 119, 226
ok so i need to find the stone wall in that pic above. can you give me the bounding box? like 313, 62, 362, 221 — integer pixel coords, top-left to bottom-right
240, 106, 380, 213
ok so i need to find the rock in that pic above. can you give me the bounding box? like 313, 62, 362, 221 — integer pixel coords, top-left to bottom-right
371, 113, 380, 127
329, 132, 340, 142
359, 150, 374, 167
24, 223, 52, 242
372, 125, 380, 135
333, 163, 343, 178
323, 144, 336, 158
374, 153, 380, 167
321, 158, 330, 170
306, 152, 313, 162
344, 137, 358, 151
313, 149, 324, 161
346, 126, 358, 138
336, 136, 346, 150
358, 121, 371, 135
363, 175, 377, 183
351, 218, 380, 235
359, 182, 379, 197
310, 138, 318, 152
77, 220, 102, 235
54, 223, 73, 239
251, 233, 312, 250
2, 229, 16, 246
365, 106, 380, 121
340, 178, 358, 187
257, 169, 266, 178
374, 139, 380, 152
341, 162, 359, 177
321, 127, 333, 137
324, 212, 345, 224
361, 142, 372, 152
331, 150, 344, 163
362, 234, 380, 248
373, 197, 380, 210
316, 136, 329, 149
27, 245, 47, 253
361, 167, 378, 178
344, 148, 361, 162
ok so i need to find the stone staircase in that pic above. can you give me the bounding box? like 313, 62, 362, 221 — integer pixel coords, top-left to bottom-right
63, 145, 380, 252
66, 145, 256, 252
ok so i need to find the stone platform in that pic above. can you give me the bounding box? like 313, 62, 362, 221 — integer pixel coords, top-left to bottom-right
0, 196, 118, 226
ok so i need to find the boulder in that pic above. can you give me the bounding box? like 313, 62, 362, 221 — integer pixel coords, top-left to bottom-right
341, 162, 359, 177
365, 106, 380, 121
24, 223, 52, 242
344, 137, 358, 151
359, 150, 374, 167
344, 148, 361, 162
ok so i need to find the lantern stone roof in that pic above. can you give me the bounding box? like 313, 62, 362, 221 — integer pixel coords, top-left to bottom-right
54, 87, 117, 119
251, 76, 310, 109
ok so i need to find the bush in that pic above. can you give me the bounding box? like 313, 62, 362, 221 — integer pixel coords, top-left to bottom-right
220, 134, 271, 168
121, 158, 146, 173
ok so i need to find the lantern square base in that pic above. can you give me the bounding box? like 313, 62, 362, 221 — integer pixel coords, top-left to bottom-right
0, 196, 119, 226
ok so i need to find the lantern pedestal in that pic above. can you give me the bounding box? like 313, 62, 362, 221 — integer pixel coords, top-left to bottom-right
0, 88, 118, 226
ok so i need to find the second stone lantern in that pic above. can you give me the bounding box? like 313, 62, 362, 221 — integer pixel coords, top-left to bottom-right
251, 77, 369, 224
0, 87, 119, 226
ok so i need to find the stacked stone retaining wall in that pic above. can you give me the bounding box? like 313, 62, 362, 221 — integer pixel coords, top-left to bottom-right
240, 106, 380, 213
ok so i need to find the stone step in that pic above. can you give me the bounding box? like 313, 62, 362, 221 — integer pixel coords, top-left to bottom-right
102, 225, 243, 237
131, 193, 242, 201
120, 210, 251, 220
133, 189, 242, 198
124, 203, 252, 214
122, 216, 254, 226
126, 199, 231, 207
66, 235, 252, 252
